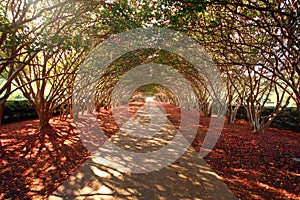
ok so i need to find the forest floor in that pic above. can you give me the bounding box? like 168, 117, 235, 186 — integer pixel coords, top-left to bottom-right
0, 103, 299, 199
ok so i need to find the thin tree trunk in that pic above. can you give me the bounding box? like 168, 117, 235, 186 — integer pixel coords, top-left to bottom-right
0, 84, 10, 126
0, 99, 5, 126
296, 99, 300, 113
203, 101, 212, 117
228, 104, 240, 124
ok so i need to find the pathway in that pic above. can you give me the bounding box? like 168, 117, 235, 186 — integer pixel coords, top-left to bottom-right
48, 102, 237, 200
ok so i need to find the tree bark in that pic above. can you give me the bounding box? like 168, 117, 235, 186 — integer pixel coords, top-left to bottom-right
203, 101, 212, 117
228, 104, 240, 125
0, 99, 5, 126
37, 110, 52, 129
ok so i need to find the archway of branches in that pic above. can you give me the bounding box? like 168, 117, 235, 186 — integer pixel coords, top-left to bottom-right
94, 49, 211, 116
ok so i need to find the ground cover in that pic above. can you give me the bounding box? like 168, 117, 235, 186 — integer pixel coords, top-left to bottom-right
0, 103, 299, 199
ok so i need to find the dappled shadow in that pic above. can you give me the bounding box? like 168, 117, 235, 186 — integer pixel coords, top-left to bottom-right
49, 148, 235, 200
0, 118, 89, 199
49, 101, 236, 199
2, 101, 298, 199
97, 101, 207, 149
202, 119, 300, 200
95, 102, 300, 199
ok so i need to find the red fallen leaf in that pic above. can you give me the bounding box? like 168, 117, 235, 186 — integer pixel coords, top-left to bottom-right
1, 107, 299, 199
200, 117, 300, 200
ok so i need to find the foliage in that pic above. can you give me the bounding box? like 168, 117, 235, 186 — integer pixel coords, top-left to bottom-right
0, 0, 298, 131
2, 100, 37, 123
191, 0, 300, 132
1, 100, 61, 124
235, 106, 300, 132
94, 49, 206, 112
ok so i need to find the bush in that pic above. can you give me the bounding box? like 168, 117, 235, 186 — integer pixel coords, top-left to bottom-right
235, 106, 300, 132
2, 100, 38, 124
269, 107, 300, 132
1, 100, 64, 124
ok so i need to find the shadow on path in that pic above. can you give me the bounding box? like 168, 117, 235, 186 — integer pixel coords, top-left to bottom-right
48, 102, 237, 200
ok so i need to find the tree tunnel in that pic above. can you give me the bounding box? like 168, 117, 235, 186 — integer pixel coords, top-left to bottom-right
93, 48, 213, 116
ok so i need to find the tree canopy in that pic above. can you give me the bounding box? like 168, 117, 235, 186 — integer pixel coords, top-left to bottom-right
0, 0, 299, 133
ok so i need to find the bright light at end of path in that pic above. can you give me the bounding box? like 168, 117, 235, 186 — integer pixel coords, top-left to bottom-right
145, 97, 154, 102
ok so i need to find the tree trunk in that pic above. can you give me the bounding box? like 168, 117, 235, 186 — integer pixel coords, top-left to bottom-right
0, 97, 8, 126
0, 100, 5, 126
0, 82, 11, 126
0, 99, 5, 157
228, 104, 240, 124
38, 111, 52, 129
296, 99, 300, 113
202, 101, 212, 117
244, 103, 263, 133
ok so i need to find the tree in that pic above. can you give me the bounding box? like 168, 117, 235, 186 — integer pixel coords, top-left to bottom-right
1, 0, 112, 127
0, 0, 77, 125
15, 49, 85, 128
224, 68, 245, 124
216, 0, 299, 110
184, 0, 298, 133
